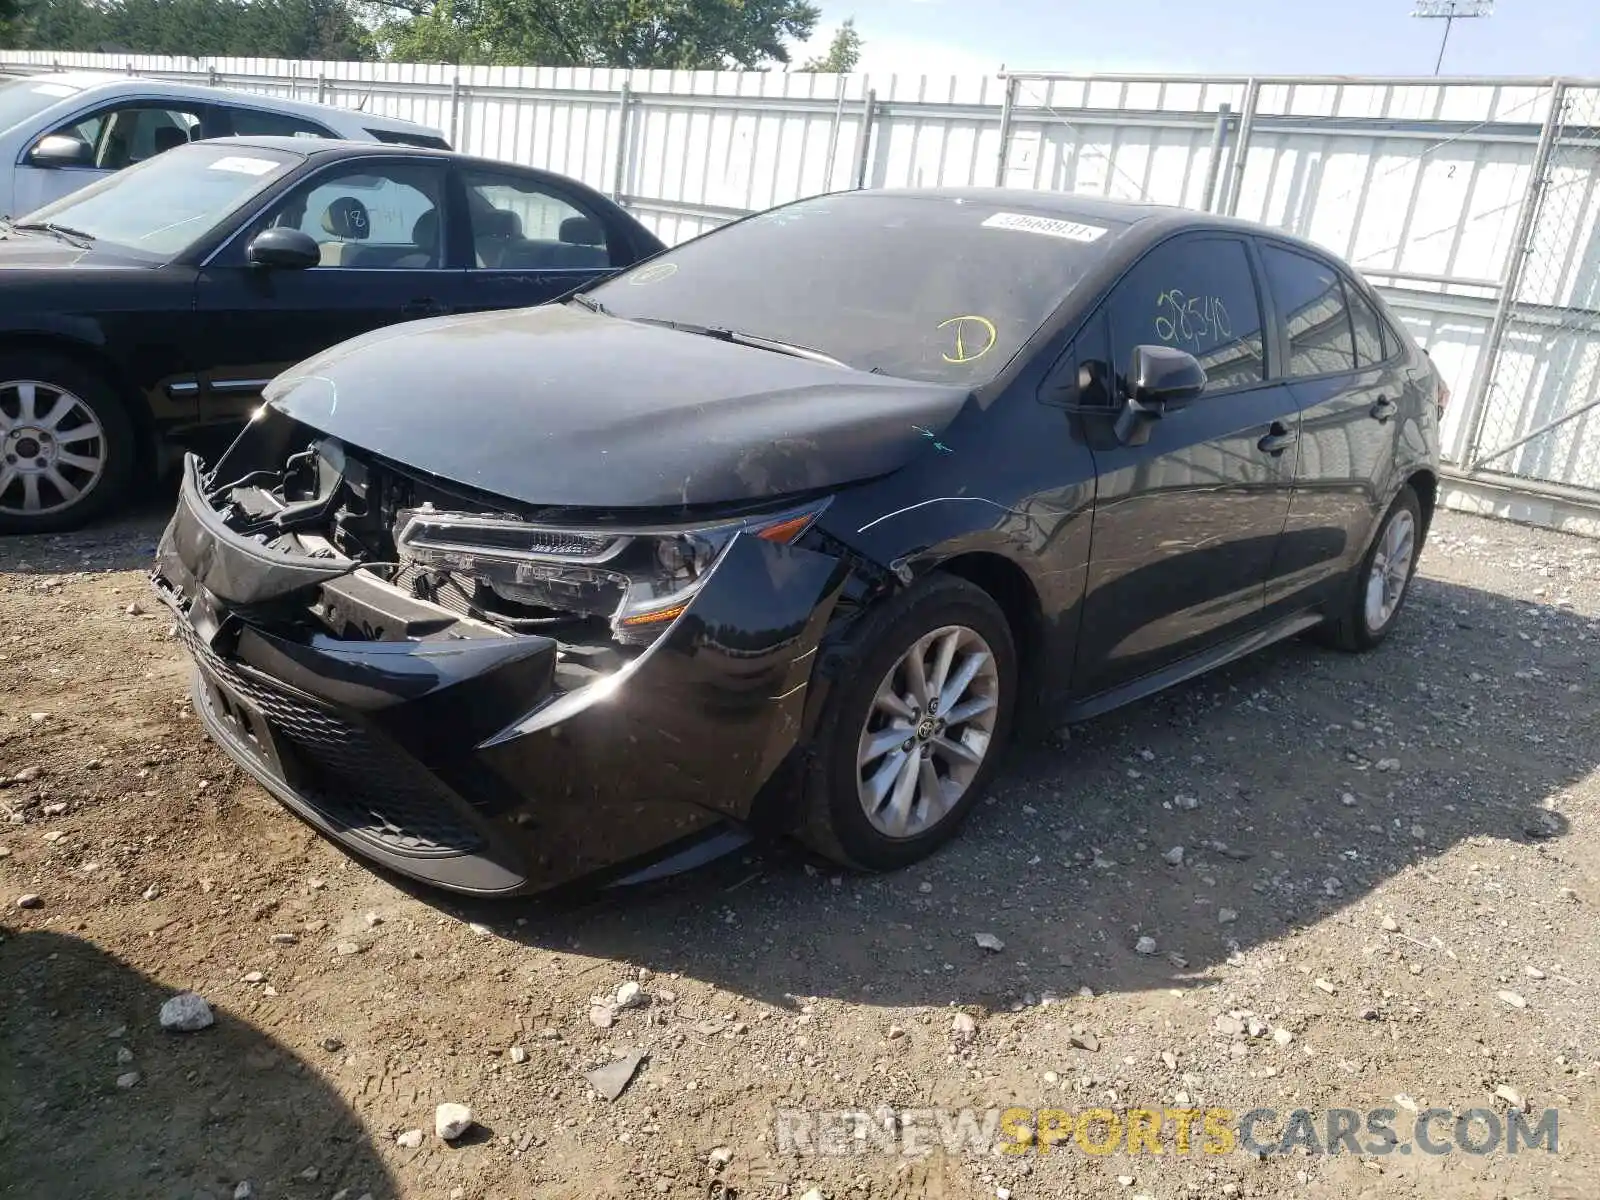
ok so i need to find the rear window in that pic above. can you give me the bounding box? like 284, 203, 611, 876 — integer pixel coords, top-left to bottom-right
367, 128, 450, 150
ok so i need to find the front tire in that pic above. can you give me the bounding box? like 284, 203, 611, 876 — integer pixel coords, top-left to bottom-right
1323, 483, 1423, 652
0, 353, 136, 536
799, 574, 1018, 871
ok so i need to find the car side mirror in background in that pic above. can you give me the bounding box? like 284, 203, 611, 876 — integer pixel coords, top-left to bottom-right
246, 227, 321, 270
27, 134, 93, 168
1113, 344, 1207, 445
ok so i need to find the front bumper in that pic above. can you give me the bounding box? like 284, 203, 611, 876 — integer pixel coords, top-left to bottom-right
152, 457, 848, 896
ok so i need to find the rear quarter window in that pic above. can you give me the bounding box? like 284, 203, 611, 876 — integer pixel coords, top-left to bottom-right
367, 128, 450, 150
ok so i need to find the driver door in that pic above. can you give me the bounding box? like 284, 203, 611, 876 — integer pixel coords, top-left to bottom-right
190, 156, 460, 428
1072, 233, 1301, 700
13, 101, 211, 214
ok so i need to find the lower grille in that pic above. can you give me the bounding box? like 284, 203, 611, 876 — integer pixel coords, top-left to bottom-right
178, 620, 484, 858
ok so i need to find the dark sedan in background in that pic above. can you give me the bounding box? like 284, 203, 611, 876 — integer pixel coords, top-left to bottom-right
152, 188, 1444, 897
0, 136, 664, 533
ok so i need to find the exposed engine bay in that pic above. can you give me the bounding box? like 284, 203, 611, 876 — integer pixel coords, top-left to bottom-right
180, 410, 831, 692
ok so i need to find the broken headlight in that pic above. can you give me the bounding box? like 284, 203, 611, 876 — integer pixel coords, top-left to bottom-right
394, 500, 827, 643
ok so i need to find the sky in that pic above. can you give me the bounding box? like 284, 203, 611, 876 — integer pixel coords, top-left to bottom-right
795, 0, 1600, 80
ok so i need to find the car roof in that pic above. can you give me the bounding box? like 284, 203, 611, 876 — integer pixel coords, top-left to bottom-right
12, 70, 441, 138
841, 185, 1343, 252
192, 135, 584, 180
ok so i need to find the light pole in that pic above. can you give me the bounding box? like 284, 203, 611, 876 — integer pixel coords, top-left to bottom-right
1412, 1, 1495, 76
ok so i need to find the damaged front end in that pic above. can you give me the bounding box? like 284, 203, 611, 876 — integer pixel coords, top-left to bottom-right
151, 407, 853, 896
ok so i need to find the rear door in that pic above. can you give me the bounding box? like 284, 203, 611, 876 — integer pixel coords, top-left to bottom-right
1257, 241, 1406, 613
454, 166, 631, 314
191, 155, 459, 427
1073, 232, 1301, 700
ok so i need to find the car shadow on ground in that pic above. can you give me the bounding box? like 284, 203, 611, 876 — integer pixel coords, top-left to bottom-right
402, 572, 1589, 1015
0, 929, 397, 1200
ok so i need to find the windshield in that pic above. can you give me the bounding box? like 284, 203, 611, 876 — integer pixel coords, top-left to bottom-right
16, 141, 300, 256
0, 77, 82, 135
587, 193, 1126, 385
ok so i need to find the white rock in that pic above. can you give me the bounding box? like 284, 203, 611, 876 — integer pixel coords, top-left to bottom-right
1273, 1028, 1294, 1046
1498, 990, 1527, 1009
1162, 847, 1185, 866
615, 981, 646, 1010
233, 1184, 254, 1200
509, 1046, 528, 1064
159, 992, 214, 1032
1494, 1085, 1527, 1111
1381, 915, 1400, 932
436, 1102, 473, 1140
396, 1129, 424, 1149
1135, 936, 1158, 955
799, 1189, 825, 1200
708, 1147, 733, 1167
15, 893, 42, 909
115, 1071, 140, 1089
1313, 978, 1337, 995
1340, 792, 1357, 807
1523, 965, 1546, 980
951, 1012, 978, 1042
974, 932, 1004, 952
1376, 758, 1400, 772
241, 971, 264, 984
1218, 908, 1238, 924
333, 941, 363, 956
1173, 794, 1200, 810
116, 1047, 134, 1065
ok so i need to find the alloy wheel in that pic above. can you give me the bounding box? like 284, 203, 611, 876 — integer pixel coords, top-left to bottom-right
856, 624, 1001, 839
0, 380, 108, 517
1364, 508, 1416, 632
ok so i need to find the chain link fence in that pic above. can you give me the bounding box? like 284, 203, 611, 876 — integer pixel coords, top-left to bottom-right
1463, 84, 1600, 489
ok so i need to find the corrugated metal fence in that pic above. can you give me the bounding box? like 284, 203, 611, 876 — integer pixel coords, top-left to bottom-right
4, 52, 1600, 505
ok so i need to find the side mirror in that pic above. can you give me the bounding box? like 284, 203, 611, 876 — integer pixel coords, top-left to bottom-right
27, 133, 93, 168
246, 227, 321, 270
1113, 345, 1207, 444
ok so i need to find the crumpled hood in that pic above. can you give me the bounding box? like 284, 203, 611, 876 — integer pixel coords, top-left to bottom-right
265, 303, 972, 510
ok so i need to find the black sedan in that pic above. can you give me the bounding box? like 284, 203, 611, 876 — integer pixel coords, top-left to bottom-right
0, 136, 664, 534
151, 188, 1443, 897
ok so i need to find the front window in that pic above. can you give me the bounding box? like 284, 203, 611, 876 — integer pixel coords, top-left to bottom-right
586, 193, 1126, 386
0, 77, 82, 135
16, 141, 299, 257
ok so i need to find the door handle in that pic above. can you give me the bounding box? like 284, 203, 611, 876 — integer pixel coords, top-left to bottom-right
401, 297, 447, 318
1257, 421, 1298, 456
1370, 396, 1398, 422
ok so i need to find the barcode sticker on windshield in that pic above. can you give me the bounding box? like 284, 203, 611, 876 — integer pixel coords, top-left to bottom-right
208, 156, 279, 176
981, 212, 1107, 242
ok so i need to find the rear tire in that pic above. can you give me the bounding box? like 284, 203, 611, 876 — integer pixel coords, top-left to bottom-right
0, 352, 135, 536
798, 573, 1018, 871
1321, 483, 1423, 652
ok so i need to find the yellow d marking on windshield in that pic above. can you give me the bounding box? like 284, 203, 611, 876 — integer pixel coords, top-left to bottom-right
938, 315, 998, 364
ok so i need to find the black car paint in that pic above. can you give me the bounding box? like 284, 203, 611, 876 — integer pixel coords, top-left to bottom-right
0, 138, 666, 473
153, 189, 1442, 897
264, 303, 974, 509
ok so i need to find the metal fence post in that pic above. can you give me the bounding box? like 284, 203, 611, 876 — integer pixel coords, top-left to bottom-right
612, 83, 633, 202
823, 73, 847, 192
449, 75, 461, 147
1200, 102, 1232, 212
207, 66, 218, 88
316, 74, 327, 105
1458, 78, 1568, 472
1222, 79, 1259, 216
994, 74, 1019, 187
852, 88, 877, 189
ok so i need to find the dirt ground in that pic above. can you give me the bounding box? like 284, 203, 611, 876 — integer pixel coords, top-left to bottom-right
2, 498, 1598, 1200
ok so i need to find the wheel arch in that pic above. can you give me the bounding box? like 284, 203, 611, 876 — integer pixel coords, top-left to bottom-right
924, 549, 1047, 723
1406, 467, 1438, 538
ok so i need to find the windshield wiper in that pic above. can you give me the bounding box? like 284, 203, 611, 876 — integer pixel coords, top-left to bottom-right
13, 221, 94, 248
629, 317, 848, 368
567, 292, 612, 315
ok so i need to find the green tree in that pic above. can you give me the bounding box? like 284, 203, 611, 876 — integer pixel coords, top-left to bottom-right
364, 0, 821, 69
797, 16, 858, 72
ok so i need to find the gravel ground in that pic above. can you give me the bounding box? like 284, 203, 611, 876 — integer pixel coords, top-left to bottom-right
1, 502, 1597, 1200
